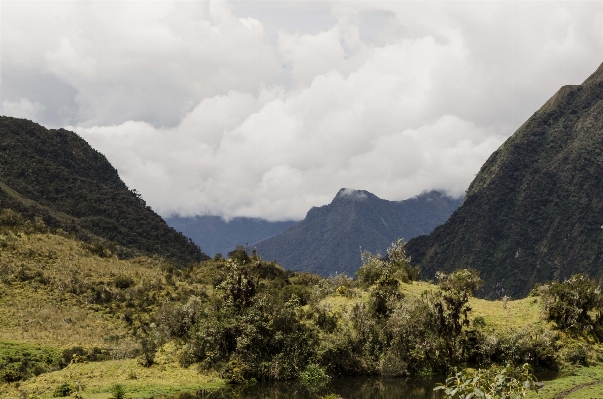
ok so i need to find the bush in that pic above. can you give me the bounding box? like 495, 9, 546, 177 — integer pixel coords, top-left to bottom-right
114, 275, 135, 289
298, 364, 330, 383
0, 342, 63, 383
0, 209, 24, 227
110, 383, 126, 399
434, 363, 541, 398
478, 328, 558, 370
538, 274, 602, 332
356, 239, 419, 286
52, 382, 74, 397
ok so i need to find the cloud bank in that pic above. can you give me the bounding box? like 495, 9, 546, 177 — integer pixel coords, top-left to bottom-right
2, 1, 603, 220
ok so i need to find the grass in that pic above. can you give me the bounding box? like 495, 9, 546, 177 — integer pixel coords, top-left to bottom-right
1, 358, 225, 399
0, 285, 134, 349
525, 366, 603, 398
3, 230, 603, 399
0, 230, 224, 398
0, 232, 144, 352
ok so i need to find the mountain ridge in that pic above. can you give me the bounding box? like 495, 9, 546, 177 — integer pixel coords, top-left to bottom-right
0, 116, 207, 265
255, 189, 462, 276
406, 62, 603, 298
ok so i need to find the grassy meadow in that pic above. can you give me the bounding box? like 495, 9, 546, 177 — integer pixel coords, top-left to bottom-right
2, 226, 603, 398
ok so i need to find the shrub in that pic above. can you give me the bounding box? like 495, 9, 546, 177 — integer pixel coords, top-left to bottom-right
298, 364, 330, 383
52, 382, 74, 397
138, 335, 160, 367
114, 275, 135, 289
216, 260, 256, 310
109, 383, 126, 399
434, 363, 541, 399
538, 274, 602, 332
368, 276, 402, 318
0, 209, 24, 227
356, 239, 419, 286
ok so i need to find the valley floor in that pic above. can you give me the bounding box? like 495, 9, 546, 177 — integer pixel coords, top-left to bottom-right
3, 230, 603, 399
0, 358, 224, 399
4, 363, 603, 398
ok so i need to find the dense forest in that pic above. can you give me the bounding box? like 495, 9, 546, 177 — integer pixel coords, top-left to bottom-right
0, 117, 207, 266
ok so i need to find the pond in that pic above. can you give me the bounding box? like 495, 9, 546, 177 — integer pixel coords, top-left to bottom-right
158, 371, 560, 399
158, 375, 446, 399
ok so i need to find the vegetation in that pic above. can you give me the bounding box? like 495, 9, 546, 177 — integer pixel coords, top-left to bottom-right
535, 274, 603, 334
435, 364, 541, 399
407, 63, 603, 298
0, 116, 207, 266
4, 207, 603, 398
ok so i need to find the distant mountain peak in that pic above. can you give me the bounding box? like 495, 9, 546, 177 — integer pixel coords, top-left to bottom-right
255, 188, 463, 276
335, 188, 370, 201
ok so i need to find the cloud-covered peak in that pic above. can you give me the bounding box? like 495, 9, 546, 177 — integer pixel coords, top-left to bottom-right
335, 188, 369, 201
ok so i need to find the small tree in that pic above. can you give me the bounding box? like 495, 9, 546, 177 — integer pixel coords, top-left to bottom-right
428, 269, 483, 362
217, 260, 256, 310
538, 274, 603, 332
356, 238, 419, 286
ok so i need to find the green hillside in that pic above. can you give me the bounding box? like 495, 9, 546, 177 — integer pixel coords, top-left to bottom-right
2, 212, 603, 398
407, 62, 603, 298
0, 116, 207, 265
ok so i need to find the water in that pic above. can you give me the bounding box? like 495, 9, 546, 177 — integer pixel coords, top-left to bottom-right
159, 376, 446, 399
159, 371, 561, 399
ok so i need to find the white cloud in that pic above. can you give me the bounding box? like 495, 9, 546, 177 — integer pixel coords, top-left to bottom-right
2, 1, 280, 127
3, 1, 603, 221
1, 99, 46, 121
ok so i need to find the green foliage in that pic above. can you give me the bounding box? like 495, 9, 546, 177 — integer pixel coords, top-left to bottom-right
0, 208, 23, 226
356, 238, 418, 286
537, 274, 603, 332
0, 116, 208, 266
0, 342, 63, 383
298, 364, 331, 383
424, 269, 483, 362
434, 363, 541, 399
216, 260, 256, 310
138, 336, 160, 368
368, 275, 402, 318
227, 246, 251, 265
3, 217, 588, 391
52, 382, 75, 397
109, 383, 126, 399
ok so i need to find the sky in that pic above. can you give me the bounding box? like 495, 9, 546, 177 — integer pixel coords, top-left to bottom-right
1, 1, 603, 221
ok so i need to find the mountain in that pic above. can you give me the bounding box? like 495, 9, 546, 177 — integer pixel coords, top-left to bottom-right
166, 215, 296, 257
254, 189, 463, 276
0, 116, 207, 265
406, 62, 603, 298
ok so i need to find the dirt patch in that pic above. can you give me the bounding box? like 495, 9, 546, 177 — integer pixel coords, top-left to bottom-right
554, 378, 603, 399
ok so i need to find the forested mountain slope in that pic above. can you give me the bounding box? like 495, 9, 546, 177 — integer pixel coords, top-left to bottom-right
0, 117, 207, 265
255, 189, 462, 276
406, 62, 603, 298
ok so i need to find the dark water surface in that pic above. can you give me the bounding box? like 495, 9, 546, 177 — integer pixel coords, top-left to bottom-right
159, 371, 560, 399
159, 376, 446, 399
